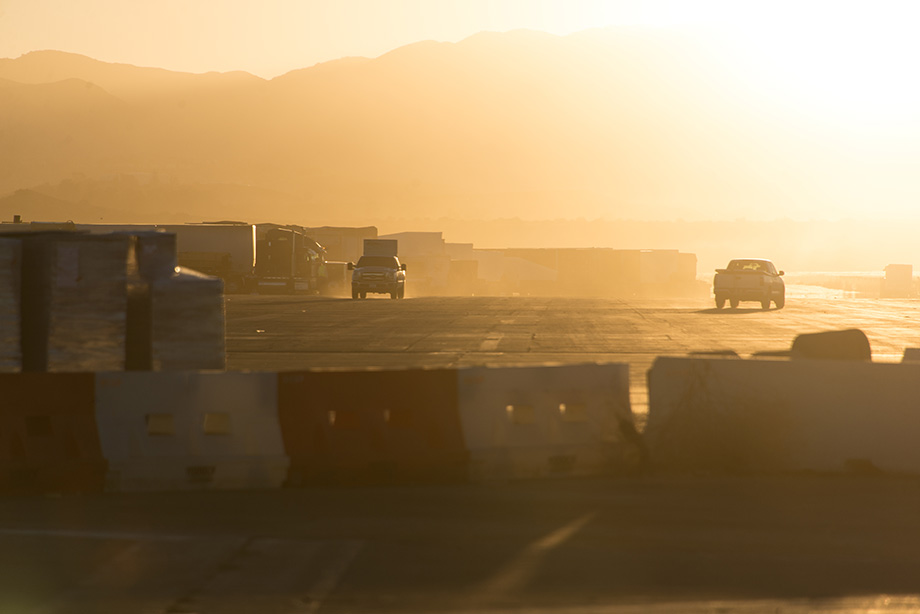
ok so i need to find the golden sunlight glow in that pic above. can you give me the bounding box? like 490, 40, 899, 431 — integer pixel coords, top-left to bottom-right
530, 1, 920, 120
3, 0, 920, 222
716, 3, 920, 120
1, 0, 915, 121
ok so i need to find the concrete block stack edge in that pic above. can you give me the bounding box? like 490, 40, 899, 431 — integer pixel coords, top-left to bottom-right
0, 230, 225, 372
0, 239, 22, 372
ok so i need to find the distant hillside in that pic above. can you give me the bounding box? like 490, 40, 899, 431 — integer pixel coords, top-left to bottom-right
0, 50, 262, 99
0, 31, 916, 223
0, 177, 309, 225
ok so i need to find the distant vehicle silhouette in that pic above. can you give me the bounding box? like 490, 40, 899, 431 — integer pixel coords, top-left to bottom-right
713, 258, 785, 310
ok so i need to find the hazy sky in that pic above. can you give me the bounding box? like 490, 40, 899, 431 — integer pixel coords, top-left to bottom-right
2, 0, 679, 77
3, 0, 919, 80
3, 0, 920, 223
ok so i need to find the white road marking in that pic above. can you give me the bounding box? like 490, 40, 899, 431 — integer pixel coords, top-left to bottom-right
298, 540, 364, 613
0, 531, 365, 614
480, 333, 504, 351
478, 511, 598, 597
21, 535, 246, 614
181, 537, 363, 614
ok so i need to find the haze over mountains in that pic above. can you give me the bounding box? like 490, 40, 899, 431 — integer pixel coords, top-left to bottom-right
2, 27, 920, 271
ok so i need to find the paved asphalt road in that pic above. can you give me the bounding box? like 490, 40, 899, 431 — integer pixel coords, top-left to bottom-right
226, 289, 920, 416
5, 290, 920, 613
3, 476, 920, 613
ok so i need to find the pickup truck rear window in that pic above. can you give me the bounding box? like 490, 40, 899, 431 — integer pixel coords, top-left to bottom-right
727, 260, 774, 274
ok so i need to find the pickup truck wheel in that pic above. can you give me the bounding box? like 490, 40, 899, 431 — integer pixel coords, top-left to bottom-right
352, 289, 359, 300
774, 295, 785, 309
398, 287, 405, 299
360, 292, 366, 299
715, 297, 725, 309
729, 298, 740, 309
390, 291, 398, 299
760, 297, 771, 310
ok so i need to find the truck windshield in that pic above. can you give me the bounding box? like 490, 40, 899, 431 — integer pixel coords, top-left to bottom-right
356, 256, 399, 268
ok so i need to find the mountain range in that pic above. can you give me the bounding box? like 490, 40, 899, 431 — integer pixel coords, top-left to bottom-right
1, 28, 917, 227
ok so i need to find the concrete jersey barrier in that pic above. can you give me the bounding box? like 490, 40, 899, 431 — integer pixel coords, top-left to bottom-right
0, 363, 640, 493
456, 363, 640, 480
0, 373, 106, 494
646, 356, 920, 474
277, 368, 469, 485
94, 372, 288, 491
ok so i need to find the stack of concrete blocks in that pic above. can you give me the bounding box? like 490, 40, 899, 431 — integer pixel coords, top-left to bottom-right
0, 238, 22, 371
20, 233, 134, 372
150, 268, 224, 370
134, 232, 225, 371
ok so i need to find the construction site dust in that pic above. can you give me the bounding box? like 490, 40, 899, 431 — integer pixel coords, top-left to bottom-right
5, 8, 920, 613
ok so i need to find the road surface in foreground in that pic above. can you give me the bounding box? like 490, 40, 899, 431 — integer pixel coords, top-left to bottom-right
226, 289, 920, 416
2, 476, 920, 613
6, 291, 920, 613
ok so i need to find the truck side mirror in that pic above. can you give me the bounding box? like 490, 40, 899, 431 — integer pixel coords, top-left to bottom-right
778, 270, 785, 276
347, 262, 354, 270
400, 264, 407, 271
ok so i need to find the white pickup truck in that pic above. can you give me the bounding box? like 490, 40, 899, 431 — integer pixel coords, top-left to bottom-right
713, 258, 785, 310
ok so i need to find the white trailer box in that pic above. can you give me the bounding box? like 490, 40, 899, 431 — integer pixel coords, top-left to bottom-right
160, 224, 256, 291
363, 239, 398, 257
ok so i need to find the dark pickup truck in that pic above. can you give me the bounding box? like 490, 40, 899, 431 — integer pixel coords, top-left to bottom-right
348, 255, 407, 299
713, 258, 785, 310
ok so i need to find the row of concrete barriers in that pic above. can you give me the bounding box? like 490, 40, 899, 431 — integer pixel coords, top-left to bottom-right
646, 355, 920, 474
0, 363, 638, 493
7, 348, 918, 494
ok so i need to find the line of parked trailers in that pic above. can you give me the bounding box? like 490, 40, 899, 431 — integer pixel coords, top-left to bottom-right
1, 220, 328, 294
